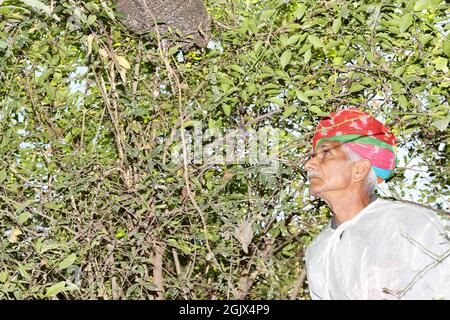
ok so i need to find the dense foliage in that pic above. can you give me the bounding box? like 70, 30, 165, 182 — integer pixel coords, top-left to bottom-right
0, 0, 449, 299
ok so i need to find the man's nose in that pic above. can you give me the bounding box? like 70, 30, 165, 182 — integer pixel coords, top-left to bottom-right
304, 156, 316, 172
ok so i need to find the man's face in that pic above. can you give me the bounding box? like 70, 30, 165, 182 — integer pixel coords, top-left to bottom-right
304, 141, 353, 197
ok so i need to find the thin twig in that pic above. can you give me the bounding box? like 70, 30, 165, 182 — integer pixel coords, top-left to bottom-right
150, 11, 223, 273
172, 248, 182, 276
396, 248, 450, 299
290, 268, 307, 300
400, 232, 440, 260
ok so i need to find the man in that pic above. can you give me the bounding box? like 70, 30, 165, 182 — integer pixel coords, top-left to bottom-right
304, 108, 449, 300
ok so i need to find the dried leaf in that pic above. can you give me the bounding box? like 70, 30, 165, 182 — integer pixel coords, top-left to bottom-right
234, 220, 253, 254
98, 48, 108, 63
115, 55, 131, 69
118, 66, 127, 83
8, 228, 22, 243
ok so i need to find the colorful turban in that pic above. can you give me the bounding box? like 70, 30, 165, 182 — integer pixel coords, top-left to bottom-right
312, 108, 397, 183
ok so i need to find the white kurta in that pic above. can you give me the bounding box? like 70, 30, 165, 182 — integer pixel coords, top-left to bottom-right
305, 198, 450, 300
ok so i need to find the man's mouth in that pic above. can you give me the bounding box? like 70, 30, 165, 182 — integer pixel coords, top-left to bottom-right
307, 171, 320, 180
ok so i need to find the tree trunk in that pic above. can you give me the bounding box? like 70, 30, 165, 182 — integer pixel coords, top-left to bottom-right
116, 0, 211, 49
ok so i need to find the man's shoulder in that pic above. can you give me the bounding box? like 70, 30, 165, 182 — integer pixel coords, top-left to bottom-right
366, 198, 444, 225
358, 198, 448, 243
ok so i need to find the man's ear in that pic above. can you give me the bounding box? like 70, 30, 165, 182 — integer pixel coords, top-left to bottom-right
351, 159, 372, 183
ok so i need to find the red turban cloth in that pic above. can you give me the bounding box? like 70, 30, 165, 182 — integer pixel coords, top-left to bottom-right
312, 108, 397, 183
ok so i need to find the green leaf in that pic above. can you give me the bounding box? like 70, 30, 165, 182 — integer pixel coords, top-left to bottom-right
260, 9, 276, 21
414, 0, 432, 11
340, 5, 349, 18
59, 253, 77, 270
280, 50, 292, 69
394, 65, 406, 77
126, 283, 139, 297
294, 4, 307, 20
143, 283, 159, 291
39, 241, 61, 254
168, 45, 180, 55
17, 211, 31, 224
274, 69, 288, 79
21, 0, 60, 21
398, 95, 409, 109
308, 35, 324, 49
443, 40, 450, 58
285, 23, 302, 31
15, 199, 37, 213
86, 14, 97, 26
348, 83, 365, 94
44, 202, 60, 210
115, 228, 126, 238
296, 91, 310, 103
230, 64, 245, 74
260, 66, 274, 74
418, 34, 432, 46
130, 121, 142, 133
18, 264, 30, 280
247, 83, 257, 95
22, 0, 50, 14
365, 52, 375, 62
304, 49, 312, 64
167, 239, 178, 248
434, 116, 450, 132
45, 281, 67, 298
310, 105, 329, 116
262, 83, 279, 90
177, 240, 192, 254
222, 104, 231, 116
285, 34, 301, 46
85, 2, 100, 12
269, 98, 284, 106
305, 90, 324, 98
399, 13, 413, 33
433, 57, 448, 71
279, 35, 289, 47
253, 40, 263, 53
282, 106, 295, 118
332, 17, 342, 34
100, 0, 116, 20
0, 271, 7, 283
0, 169, 6, 183
390, 80, 405, 94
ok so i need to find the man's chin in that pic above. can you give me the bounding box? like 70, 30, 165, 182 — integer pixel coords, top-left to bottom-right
308, 178, 327, 196
308, 188, 320, 197
308, 184, 325, 198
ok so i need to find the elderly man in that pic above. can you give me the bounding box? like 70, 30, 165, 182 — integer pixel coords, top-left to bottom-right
304, 108, 449, 300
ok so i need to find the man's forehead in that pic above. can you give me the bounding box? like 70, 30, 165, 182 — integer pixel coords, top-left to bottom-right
317, 141, 341, 149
